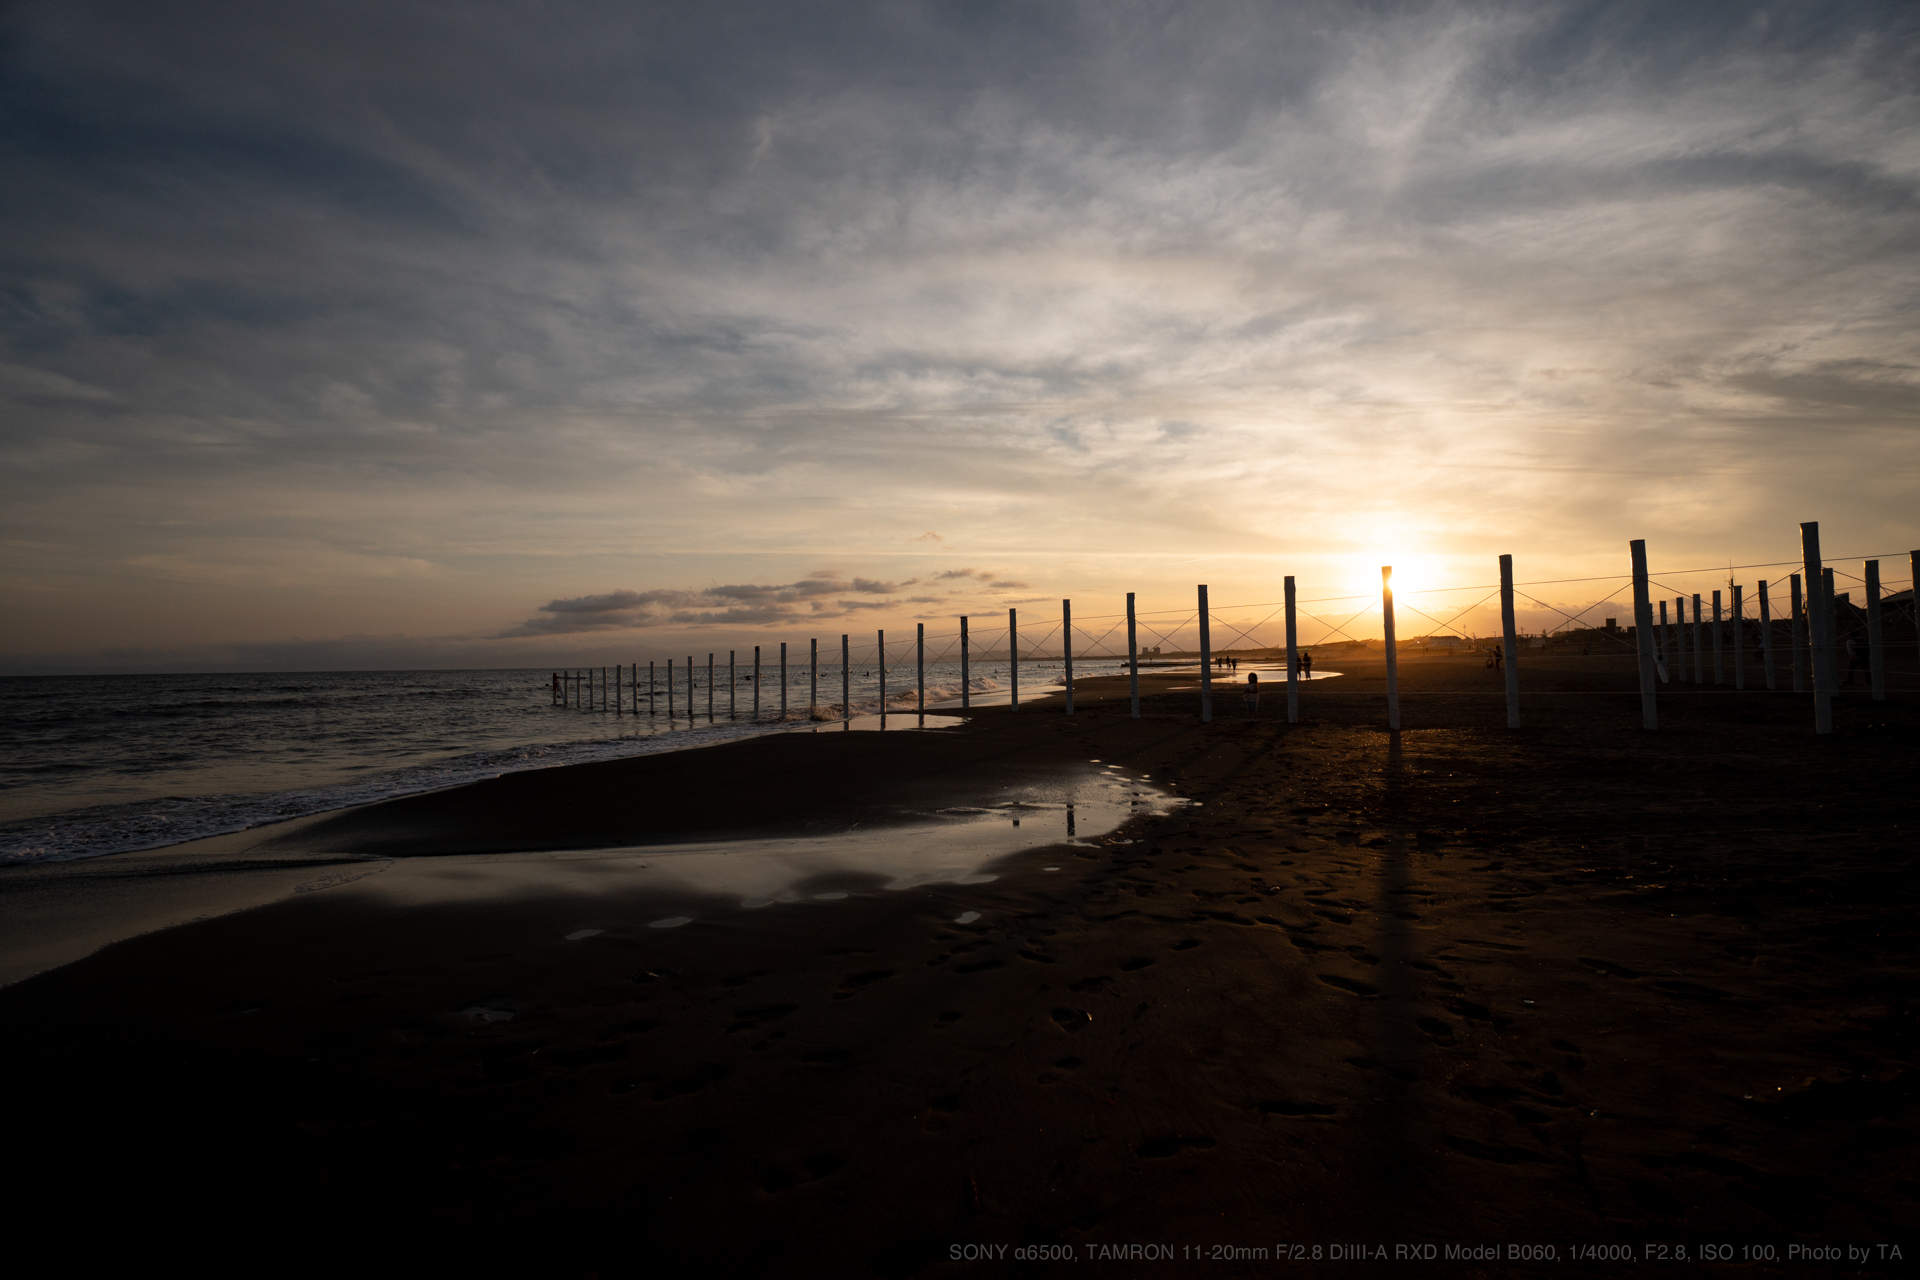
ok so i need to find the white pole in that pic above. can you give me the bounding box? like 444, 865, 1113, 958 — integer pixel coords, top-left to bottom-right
1630, 539, 1658, 730
961, 616, 970, 710
780, 642, 788, 719
1062, 600, 1073, 716
1759, 581, 1775, 690
1711, 590, 1724, 686
841, 634, 850, 721
1283, 576, 1299, 724
1126, 593, 1140, 719
1801, 522, 1832, 734
1658, 600, 1669, 682
1382, 567, 1400, 731
1499, 554, 1519, 729
1732, 585, 1745, 691
1197, 585, 1212, 723
917, 623, 925, 714
1823, 568, 1840, 696
1691, 593, 1704, 686
1008, 610, 1018, 710
1789, 575, 1806, 694
1866, 560, 1886, 702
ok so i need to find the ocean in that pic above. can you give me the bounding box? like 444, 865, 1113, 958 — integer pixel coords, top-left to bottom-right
0, 658, 1137, 865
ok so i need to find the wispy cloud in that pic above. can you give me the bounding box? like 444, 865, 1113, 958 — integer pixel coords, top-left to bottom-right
3, 1, 1916, 669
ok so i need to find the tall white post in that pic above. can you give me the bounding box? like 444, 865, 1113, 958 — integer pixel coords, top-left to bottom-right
780, 642, 788, 718
1126, 593, 1140, 719
1630, 540, 1658, 730
1731, 586, 1745, 691
753, 646, 761, 720
1759, 581, 1775, 690
1865, 560, 1886, 702
1197, 585, 1212, 723
1711, 590, 1724, 685
1499, 554, 1519, 728
917, 623, 925, 714
810, 639, 817, 716
878, 630, 886, 715
1283, 576, 1299, 724
1062, 600, 1074, 716
1789, 576, 1806, 694
1382, 567, 1400, 731
1008, 610, 1018, 710
1801, 522, 1832, 734
1823, 568, 1840, 696
840, 634, 850, 722
1658, 600, 1669, 682
1691, 593, 1704, 685
960, 617, 970, 710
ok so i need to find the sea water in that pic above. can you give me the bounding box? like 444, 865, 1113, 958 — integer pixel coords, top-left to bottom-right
0, 659, 1133, 865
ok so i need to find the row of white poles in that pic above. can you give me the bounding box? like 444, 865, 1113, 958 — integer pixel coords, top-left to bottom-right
556, 527, 1904, 736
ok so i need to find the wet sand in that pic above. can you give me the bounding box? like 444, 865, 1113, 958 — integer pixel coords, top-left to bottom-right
3, 655, 1915, 1275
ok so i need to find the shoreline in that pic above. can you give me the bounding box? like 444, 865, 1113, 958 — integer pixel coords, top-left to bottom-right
2, 657, 1914, 1271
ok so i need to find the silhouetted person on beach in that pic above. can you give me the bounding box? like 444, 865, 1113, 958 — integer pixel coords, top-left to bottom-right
1844, 629, 1869, 686
1244, 672, 1259, 716
1300, 651, 1313, 678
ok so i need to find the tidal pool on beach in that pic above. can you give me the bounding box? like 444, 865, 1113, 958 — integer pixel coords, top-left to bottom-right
333, 765, 1184, 918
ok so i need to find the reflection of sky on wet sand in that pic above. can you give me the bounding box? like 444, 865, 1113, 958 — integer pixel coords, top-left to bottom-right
340, 767, 1185, 919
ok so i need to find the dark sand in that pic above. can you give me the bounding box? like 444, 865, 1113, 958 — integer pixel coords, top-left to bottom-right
4, 654, 1915, 1276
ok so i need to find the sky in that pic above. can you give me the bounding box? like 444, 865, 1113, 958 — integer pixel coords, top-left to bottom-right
3, 0, 1916, 673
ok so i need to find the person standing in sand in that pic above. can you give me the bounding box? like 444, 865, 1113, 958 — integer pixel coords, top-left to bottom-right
1300, 650, 1313, 678
1244, 671, 1259, 716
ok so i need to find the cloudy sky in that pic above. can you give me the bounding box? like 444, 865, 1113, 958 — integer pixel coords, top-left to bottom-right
3, 0, 1916, 672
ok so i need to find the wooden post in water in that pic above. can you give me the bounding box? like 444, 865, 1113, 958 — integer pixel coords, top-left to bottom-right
1789, 576, 1806, 694
1630, 540, 1658, 730
1009, 609, 1019, 710
648, 662, 655, 715
729, 651, 737, 719
1801, 522, 1833, 734
1865, 560, 1886, 702
686, 656, 693, 720
1283, 577, 1299, 724
917, 623, 925, 714
1759, 582, 1775, 690
1198, 585, 1212, 724
1382, 567, 1400, 731
1062, 600, 1073, 716
780, 642, 788, 719
961, 616, 971, 710
1127, 593, 1140, 720
877, 630, 887, 715
1732, 585, 1745, 691
841, 634, 850, 723
1499, 554, 1519, 729
668, 658, 675, 721
752, 646, 761, 720
810, 639, 818, 717
707, 654, 714, 720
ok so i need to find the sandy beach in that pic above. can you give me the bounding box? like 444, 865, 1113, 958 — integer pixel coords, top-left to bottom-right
3, 654, 1914, 1275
